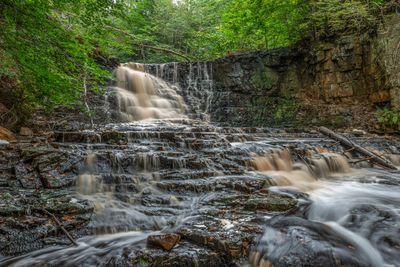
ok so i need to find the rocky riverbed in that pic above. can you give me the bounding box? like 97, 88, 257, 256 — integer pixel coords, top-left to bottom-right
1, 119, 399, 266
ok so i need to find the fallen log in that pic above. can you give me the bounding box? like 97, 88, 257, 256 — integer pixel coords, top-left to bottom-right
319, 126, 398, 170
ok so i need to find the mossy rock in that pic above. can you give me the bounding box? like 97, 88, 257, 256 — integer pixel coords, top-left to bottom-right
244, 196, 297, 212
46, 202, 93, 215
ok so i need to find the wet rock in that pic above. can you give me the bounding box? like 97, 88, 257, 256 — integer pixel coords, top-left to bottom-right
19, 127, 34, 136
244, 194, 298, 212
0, 126, 16, 141
2, 119, 400, 264
128, 241, 226, 267
352, 129, 367, 136
0, 140, 9, 145
147, 233, 181, 251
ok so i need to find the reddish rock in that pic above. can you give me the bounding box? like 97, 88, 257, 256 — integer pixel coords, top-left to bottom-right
0, 126, 16, 141
323, 60, 335, 72
147, 234, 181, 251
369, 90, 390, 103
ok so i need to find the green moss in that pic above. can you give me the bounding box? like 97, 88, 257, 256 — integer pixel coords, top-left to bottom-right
251, 65, 279, 91
244, 197, 297, 212
5, 216, 17, 223
248, 97, 302, 127
47, 202, 93, 215
0, 204, 24, 215
1, 193, 12, 202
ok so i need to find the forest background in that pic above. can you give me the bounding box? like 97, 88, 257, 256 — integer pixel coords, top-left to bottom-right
0, 0, 392, 127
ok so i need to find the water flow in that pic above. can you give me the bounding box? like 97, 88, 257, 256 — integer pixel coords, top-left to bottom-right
110, 62, 186, 122
2, 60, 400, 266
181, 62, 214, 121
250, 149, 400, 266
251, 149, 351, 192
75, 153, 198, 235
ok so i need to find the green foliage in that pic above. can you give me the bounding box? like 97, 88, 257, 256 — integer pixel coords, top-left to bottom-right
248, 97, 300, 127
131, 0, 229, 62
219, 0, 309, 52
215, 0, 389, 55
310, 0, 383, 38
0, 0, 123, 109
0, 0, 393, 116
377, 107, 400, 131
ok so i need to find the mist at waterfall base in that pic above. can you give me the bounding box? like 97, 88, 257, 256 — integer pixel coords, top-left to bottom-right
1, 63, 400, 266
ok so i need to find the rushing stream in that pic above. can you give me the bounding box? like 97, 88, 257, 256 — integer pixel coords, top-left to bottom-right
1, 63, 400, 267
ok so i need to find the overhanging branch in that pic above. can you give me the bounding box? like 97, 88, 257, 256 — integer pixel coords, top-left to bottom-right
104, 25, 191, 62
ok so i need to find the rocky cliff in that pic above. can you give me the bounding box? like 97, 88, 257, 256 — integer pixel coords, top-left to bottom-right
144, 13, 400, 129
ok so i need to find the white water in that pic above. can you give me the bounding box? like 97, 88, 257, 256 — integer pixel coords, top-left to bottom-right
110, 62, 186, 122
250, 149, 400, 266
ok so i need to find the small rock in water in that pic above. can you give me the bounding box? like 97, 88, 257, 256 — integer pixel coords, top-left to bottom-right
0, 139, 9, 145
352, 129, 366, 136
219, 219, 235, 230
390, 146, 399, 154
147, 233, 181, 251
20, 127, 34, 136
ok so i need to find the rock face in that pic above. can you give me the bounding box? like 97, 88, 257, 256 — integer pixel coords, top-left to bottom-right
143, 13, 400, 128
1, 120, 399, 265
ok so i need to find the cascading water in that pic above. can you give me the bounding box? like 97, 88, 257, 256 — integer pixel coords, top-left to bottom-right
151, 61, 214, 121
109, 62, 186, 122
249, 149, 400, 267
1, 61, 400, 267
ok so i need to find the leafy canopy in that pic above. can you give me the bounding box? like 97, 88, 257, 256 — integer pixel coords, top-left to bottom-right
0, 0, 392, 116
0, 0, 124, 109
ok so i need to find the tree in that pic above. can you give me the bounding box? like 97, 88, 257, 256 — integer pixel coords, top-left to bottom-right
219, 0, 309, 52
0, 0, 123, 110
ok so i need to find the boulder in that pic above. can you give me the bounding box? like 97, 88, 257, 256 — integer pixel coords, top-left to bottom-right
147, 234, 181, 251
19, 127, 34, 136
0, 126, 16, 141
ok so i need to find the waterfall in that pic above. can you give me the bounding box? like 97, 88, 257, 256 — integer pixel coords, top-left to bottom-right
142, 61, 214, 121
109, 62, 186, 122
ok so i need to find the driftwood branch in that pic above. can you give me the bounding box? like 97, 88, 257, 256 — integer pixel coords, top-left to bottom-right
42, 208, 78, 247
104, 25, 191, 62
350, 157, 374, 164
294, 151, 317, 177
319, 126, 398, 170
343, 147, 355, 153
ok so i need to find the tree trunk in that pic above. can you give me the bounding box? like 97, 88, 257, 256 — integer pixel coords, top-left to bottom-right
319, 126, 398, 170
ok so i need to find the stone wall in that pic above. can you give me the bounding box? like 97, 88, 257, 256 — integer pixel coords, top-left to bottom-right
144, 13, 400, 128
372, 13, 400, 108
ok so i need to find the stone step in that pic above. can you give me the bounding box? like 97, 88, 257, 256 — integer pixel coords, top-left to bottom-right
156, 174, 268, 194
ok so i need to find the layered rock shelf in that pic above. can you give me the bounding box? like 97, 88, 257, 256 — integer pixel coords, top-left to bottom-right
1, 120, 399, 265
